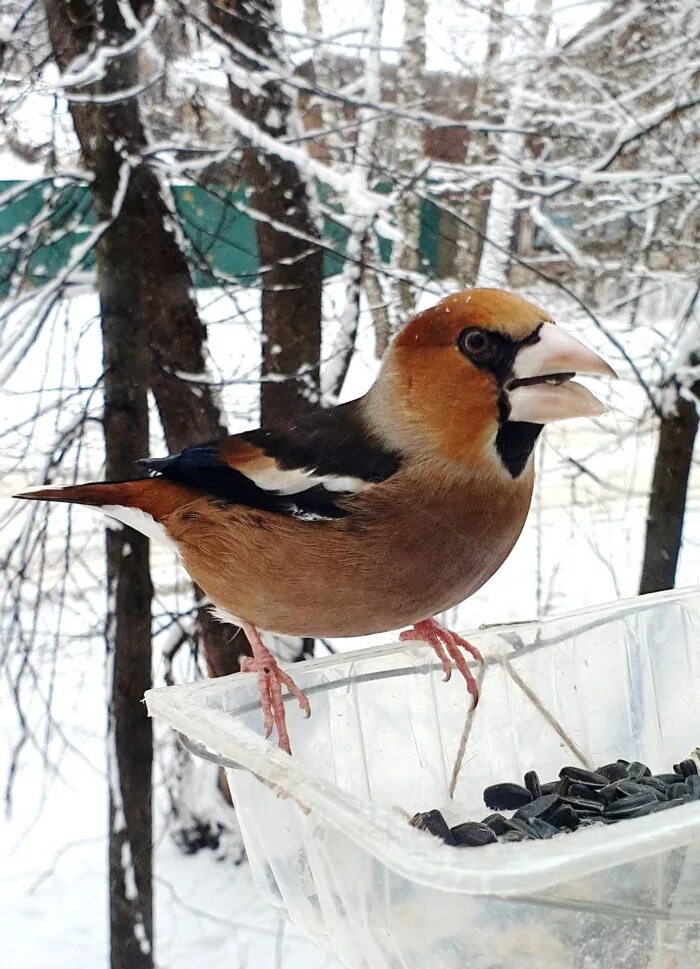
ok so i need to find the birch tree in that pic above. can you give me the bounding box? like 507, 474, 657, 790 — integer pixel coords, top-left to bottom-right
320, 0, 387, 397
454, 0, 504, 285
390, 0, 427, 320
476, 0, 552, 287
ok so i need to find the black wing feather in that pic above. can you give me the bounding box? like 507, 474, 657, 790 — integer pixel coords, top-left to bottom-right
241, 402, 400, 483
137, 402, 401, 520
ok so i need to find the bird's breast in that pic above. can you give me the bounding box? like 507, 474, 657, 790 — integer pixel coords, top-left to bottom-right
165, 464, 534, 638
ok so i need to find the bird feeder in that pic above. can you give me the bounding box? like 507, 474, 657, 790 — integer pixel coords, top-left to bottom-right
146, 587, 700, 969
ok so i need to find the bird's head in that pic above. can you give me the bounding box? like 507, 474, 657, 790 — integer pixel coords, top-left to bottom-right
368, 288, 616, 478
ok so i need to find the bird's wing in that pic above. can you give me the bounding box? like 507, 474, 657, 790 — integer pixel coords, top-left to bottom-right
138, 400, 402, 520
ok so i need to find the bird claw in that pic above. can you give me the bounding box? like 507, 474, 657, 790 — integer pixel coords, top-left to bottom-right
240, 640, 310, 754
401, 619, 482, 705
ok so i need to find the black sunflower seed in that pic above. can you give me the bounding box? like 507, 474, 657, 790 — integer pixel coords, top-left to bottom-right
529, 817, 559, 839
483, 783, 532, 811
655, 773, 685, 786
626, 761, 651, 781
668, 782, 689, 800
566, 783, 605, 802
506, 817, 537, 839
482, 813, 510, 835
604, 792, 657, 818
597, 762, 628, 782
410, 810, 455, 843
547, 805, 580, 830
560, 795, 604, 815
451, 822, 497, 847
626, 800, 661, 819
411, 749, 700, 850
556, 776, 571, 796
559, 766, 609, 788
640, 776, 668, 796
617, 779, 655, 798
524, 771, 541, 799
514, 793, 560, 821
599, 782, 624, 804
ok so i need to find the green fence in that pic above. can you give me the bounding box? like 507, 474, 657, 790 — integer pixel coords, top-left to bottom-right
0, 180, 443, 295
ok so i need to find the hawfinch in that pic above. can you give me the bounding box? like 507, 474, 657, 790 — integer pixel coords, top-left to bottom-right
17, 289, 616, 752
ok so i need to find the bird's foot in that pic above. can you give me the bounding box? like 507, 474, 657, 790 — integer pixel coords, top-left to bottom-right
239, 622, 311, 754
400, 618, 483, 706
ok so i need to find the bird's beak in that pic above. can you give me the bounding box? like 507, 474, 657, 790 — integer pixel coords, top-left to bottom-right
507, 322, 617, 424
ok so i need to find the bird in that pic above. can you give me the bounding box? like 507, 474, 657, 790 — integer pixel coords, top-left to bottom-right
15, 288, 616, 753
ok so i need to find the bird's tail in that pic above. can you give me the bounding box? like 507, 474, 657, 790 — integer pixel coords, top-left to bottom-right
13, 478, 194, 540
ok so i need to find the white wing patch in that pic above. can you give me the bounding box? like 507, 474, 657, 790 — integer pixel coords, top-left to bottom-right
244, 464, 369, 496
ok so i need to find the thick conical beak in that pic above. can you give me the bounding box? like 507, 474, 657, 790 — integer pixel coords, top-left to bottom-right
507, 322, 617, 424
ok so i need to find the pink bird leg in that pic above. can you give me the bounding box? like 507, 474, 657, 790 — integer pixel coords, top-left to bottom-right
239, 621, 311, 754
400, 617, 483, 705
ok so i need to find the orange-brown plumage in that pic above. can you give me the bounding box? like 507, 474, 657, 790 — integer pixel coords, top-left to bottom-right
160, 459, 532, 637
20, 477, 200, 519
16, 288, 615, 751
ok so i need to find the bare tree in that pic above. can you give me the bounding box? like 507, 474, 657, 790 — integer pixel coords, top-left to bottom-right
208, 0, 324, 423
42, 2, 155, 965
640, 289, 700, 593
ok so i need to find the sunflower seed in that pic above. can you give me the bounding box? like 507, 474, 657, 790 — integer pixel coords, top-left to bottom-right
524, 770, 541, 799
483, 783, 532, 811
514, 793, 560, 821
451, 822, 497, 847
410, 810, 455, 843
597, 762, 628, 782
559, 766, 609, 788
547, 805, 580, 830
604, 792, 657, 818
626, 761, 651, 781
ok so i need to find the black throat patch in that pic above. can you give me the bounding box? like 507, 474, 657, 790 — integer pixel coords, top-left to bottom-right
495, 422, 543, 478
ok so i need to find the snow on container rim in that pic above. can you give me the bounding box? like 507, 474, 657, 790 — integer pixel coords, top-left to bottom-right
145, 586, 700, 904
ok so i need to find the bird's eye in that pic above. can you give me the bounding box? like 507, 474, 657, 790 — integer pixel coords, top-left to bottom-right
458, 328, 492, 360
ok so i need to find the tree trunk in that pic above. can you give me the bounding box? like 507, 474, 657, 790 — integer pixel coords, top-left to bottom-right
639, 382, 699, 594
210, 0, 324, 425
43, 3, 154, 966
44, 0, 245, 682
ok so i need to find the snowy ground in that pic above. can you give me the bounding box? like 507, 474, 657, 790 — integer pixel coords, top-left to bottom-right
2, 281, 699, 969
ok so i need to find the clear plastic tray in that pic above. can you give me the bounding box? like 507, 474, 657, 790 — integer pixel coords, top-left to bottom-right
146, 588, 700, 969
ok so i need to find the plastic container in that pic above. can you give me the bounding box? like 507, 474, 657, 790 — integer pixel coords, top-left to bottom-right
146, 588, 700, 969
